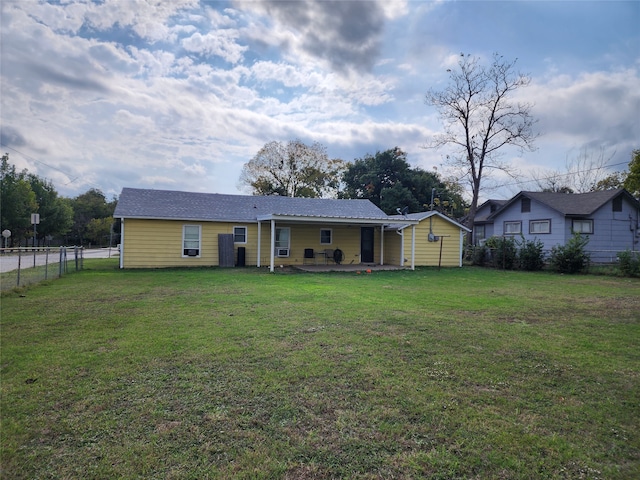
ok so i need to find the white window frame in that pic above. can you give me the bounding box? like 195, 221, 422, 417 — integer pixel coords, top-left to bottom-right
233, 226, 247, 244
275, 227, 290, 249
572, 219, 593, 234
320, 228, 332, 245
504, 221, 522, 235
529, 219, 551, 234
182, 225, 201, 257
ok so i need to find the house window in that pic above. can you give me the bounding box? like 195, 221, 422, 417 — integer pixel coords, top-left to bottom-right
183, 225, 201, 257
490, 204, 497, 213
474, 225, 486, 243
612, 196, 622, 212
320, 229, 332, 245
275, 227, 290, 257
529, 219, 551, 234
233, 226, 247, 244
521, 198, 531, 213
504, 221, 522, 235
572, 219, 593, 234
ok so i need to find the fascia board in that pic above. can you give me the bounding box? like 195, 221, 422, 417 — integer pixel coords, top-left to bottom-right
257, 214, 418, 225
117, 215, 258, 223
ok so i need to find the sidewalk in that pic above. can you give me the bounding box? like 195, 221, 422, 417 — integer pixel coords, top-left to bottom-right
0, 248, 118, 273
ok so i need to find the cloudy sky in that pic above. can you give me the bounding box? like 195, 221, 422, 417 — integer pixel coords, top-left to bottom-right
1, 0, 638, 203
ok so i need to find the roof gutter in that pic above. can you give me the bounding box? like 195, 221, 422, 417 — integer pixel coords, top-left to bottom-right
256, 214, 419, 225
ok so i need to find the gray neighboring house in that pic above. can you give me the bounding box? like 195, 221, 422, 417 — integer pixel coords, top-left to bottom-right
471, 199, 508, 244
474, 189, 640, 262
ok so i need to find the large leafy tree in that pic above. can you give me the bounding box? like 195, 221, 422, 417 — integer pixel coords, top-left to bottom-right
592, 148, 640, 198
239, 140, 345, 198
28, 173, 74, 244
68, 189, 116, 245
425, 53, 538, 233
340, 147, 466, 217
1, 153, 37, 245
624, 149, 640, 198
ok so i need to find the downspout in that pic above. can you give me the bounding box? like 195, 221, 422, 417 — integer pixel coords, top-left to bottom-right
270, 219, 275, 273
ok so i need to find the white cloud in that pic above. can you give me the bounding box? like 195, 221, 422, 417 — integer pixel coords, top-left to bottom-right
1, 0, 637, 203
182, 30, 247, 64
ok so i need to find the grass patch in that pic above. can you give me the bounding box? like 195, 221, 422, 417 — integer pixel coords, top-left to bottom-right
2, 260, 639, 478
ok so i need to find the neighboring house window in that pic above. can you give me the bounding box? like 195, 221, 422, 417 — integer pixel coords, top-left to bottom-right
233, 226, 247, 244
521, 198, 531, 213
572, 219, 593, 234
529, 219, 551, 234
490, 204, 497, 213
320, 229, 332, 245
183, 225, 201, 257
612, 196, 622, 212
504, 221, 522, 235
474, 225, 486, 243
275, 227, 290, 249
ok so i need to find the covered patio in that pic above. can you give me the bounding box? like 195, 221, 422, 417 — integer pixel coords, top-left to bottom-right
293, 263, 407, 273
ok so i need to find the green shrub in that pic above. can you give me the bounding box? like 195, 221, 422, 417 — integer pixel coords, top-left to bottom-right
469, 244, 489, 266
518, 238, 545, 271
485, 236, 518, 270
549, 233, 590, 274
616, 249, 640, 277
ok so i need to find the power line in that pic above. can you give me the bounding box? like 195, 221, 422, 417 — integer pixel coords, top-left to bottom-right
1, 143, 83, 186
451, 160, 629, 192
495, 160, 629, 189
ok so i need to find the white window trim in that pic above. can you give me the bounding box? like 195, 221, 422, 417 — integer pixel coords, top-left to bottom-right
182, 224, 201, 258
572, 219, 593, 234
320, 228, 333, 245
529, 219, 551, 234
275, 227, 290, 249
504, 221, 522, 235
233, 226, 247, 244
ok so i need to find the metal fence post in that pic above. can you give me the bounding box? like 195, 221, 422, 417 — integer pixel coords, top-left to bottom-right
17, 248, 22, 287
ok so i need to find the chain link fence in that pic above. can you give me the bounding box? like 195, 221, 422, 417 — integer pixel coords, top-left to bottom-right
0, 247, 84, 292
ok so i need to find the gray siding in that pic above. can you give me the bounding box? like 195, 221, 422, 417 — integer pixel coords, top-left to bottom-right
492, 198, 565, 250
579, 197, 639, 258
490, 194, 640, 262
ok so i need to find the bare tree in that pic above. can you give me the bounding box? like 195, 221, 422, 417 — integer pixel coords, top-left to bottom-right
239, 140, 345, 198
530, 146, 615, 193
425, 53, 538, 234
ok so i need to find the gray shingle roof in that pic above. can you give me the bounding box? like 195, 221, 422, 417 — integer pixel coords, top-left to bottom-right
517, 189, 629, 216
386, 211, 471, 232
113, 187, 391, 222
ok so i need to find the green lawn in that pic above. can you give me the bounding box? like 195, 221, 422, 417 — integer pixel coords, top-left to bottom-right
1, 260, 639, 479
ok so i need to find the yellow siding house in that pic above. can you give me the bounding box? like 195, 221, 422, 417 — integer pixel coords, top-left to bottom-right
114, 188, 469, 271
384, 211, 471, 268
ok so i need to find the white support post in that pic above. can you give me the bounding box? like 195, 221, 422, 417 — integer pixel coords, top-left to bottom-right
270, 219, 275, 272
399, 230, 404, 267
411, 225, 416, 270
257, 222, 262, 267
119, 219, 124, 269
380, 225, 384, 265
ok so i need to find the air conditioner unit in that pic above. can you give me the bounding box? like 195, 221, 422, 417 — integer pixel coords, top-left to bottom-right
276, 248, 289, 257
